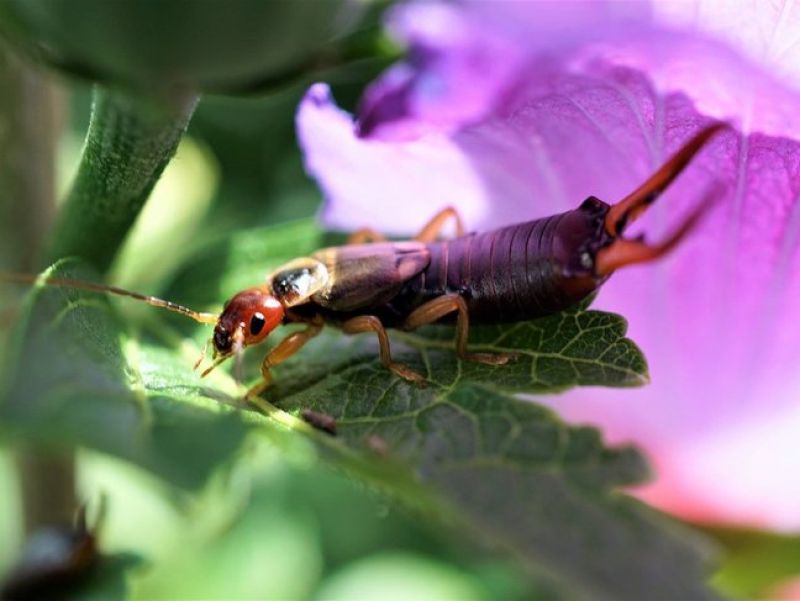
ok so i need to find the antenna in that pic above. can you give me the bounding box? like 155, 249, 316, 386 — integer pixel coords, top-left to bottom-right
0, 272, 218, 325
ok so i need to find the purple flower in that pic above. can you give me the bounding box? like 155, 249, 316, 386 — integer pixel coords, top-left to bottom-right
297, 1, 800, 530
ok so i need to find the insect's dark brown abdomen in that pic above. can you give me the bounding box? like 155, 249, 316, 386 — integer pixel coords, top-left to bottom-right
390, 198, 611, 323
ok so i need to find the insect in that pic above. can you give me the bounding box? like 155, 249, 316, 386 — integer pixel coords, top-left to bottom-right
0, 503, 102, 600
1, 124, 724, 398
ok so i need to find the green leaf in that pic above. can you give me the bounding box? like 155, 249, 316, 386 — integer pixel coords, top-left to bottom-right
73, 553, 141, 601
0, 221, 719, 599
260, 343, 713, 600
708, 527, 800, 598
46, 88, 197, 273
0, 259, 247, 489
0, 0, 369, 92
161, 219, 718, 600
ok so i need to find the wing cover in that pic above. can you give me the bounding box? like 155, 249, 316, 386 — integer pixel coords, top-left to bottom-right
310, 241, 430, 311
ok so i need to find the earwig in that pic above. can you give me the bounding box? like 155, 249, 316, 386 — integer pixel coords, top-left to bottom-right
0, 124, 725, 398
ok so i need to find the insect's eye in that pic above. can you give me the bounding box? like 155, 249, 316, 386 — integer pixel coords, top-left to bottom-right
250, 312, 266, 336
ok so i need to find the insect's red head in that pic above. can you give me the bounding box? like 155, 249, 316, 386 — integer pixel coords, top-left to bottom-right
212, 288, 284, 356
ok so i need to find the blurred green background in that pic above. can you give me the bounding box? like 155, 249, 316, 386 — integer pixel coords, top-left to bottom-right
0, 4, 547, 598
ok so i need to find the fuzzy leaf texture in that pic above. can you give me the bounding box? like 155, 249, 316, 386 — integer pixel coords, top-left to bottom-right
0, 220, 719, 599
46, 89, 196, 273
0, 260, 247, 489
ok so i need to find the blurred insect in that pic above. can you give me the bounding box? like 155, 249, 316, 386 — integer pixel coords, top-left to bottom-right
1, 124, 724, 398
301, 409, 337, 436
0, 502, 102, 600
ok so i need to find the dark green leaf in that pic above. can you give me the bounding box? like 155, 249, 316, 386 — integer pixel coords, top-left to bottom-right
162, 220, 718, 600
73, 553, 142, 601
0, 222, 719, 599
0, 0, 368, 92
0, 259, 247, 489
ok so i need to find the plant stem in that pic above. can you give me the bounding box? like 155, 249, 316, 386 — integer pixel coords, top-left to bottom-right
16, 450, 77, 531
0, 40, 60, 273
46, 87, 198, 273
0, 41, 76, 534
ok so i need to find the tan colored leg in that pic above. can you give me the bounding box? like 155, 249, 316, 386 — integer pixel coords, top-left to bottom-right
342, 315, 425, 383
414, 206, 465, 243
347, 206, 465, 245
347, 228, 387, 244
246, 325, 322, 399
403, 294, 515, 365
193, 338, 211, 371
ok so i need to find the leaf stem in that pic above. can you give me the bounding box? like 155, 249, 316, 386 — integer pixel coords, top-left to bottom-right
245, 394, 315, 433
15, 450, 77, 532
46, 87, 198, 273
0, 42, 76, 534
0, 40, 60, 273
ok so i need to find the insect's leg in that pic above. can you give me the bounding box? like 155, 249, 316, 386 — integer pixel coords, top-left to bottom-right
246, 324, 322, 399
347, 206, 464, 245
341, 315, 426, 383
193, 338, 211, 371
414, 206, 465, 243
347, 228, 387, 244
402, 294, 516, 365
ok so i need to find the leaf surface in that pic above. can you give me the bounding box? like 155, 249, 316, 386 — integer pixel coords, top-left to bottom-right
0, 260, 247, 490
164, 220, 718, 600
0, 222, 719, 599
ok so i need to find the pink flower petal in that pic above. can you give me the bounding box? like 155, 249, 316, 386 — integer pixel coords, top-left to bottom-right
653, 0, 800, 93
297, 83, 494, 233
574, 31, 800, 139
769, 575, 800, 601
296, 2, 800, 531
359, 0, 650, 140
